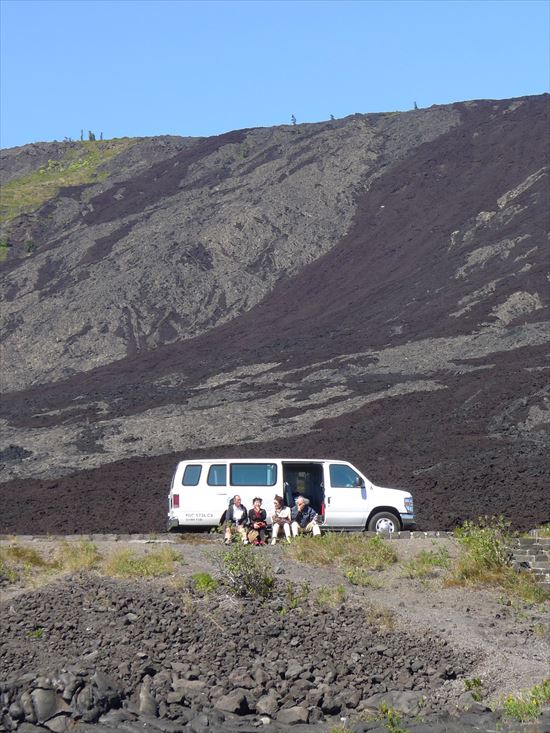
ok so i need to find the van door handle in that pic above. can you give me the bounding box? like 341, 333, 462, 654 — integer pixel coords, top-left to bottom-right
327, 496, 331, 504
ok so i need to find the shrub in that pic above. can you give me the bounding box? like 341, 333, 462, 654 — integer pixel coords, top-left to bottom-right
502, 680, 550, 722
0, 544, 49, 568
102, 547, 183, 578
464, 677, 483, 701
54, 540, 101, 572
283, 580, 310, 609
446, 517, 549, 603
453, 516, 510, 573
343, 566, 383, 588
214, 542, 274, 599
190, 572, 219, 594
362, 701, 407, 733
401, 547, 451, 580
315, 585, 346, 607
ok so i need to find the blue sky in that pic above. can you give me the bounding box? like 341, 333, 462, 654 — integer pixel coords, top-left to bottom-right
1, 0, 548, 148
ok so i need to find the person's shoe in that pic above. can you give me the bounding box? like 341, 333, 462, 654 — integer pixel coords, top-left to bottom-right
224, 539, 231, 545
253, 539, 260, 546
286, 537, 292, 544
243, 539, 249, 545
271, 538, 277, 545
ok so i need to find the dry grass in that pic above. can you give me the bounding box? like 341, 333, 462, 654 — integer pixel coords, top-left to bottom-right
400, 546, 451, 581
363, 604, 396, 631
101, 546, 184, 578
314, 584, 346, 607
286, 532, 397, 572
53, 540, 102, 572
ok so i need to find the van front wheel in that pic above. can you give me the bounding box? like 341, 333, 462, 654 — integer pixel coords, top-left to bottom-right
367, 512, 400, 533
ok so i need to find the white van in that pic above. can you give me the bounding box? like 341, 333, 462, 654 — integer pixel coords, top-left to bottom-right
167, 458, 415, 533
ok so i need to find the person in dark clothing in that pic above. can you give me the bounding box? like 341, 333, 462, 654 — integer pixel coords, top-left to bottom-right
291, 496, 321, 537
223, 495, 249, 545
247, 497, 267, 545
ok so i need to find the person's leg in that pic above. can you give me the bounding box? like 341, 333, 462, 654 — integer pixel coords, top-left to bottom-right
238, 525, 248, 544
224, 524, 233, 543
271, 523, 280, 545
305, 521, 321, 536
291, 521, 300, 537
283, 522, 292, 542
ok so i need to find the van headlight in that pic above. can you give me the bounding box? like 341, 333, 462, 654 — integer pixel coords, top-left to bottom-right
404, 497, 414, 513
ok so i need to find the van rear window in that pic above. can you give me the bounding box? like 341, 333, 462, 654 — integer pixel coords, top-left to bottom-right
182, 465, 202, 486
230, 463, 277, 486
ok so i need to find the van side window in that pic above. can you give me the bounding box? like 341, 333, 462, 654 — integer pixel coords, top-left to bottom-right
230, 463, 277, 486
207, 464, 227, 486
182, 465, 201, 486
329, 464, 361, 488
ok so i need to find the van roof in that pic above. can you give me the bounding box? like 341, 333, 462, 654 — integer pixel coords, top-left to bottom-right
176, 457, 349, 464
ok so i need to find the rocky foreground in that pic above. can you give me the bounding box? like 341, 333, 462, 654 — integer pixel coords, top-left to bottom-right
1, 535, 549, 733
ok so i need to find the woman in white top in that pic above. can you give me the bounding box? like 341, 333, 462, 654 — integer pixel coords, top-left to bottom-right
271, 494, 292, 544
224, 495, 249, 545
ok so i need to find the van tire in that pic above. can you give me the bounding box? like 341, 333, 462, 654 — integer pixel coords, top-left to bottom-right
367, 511, 400, 533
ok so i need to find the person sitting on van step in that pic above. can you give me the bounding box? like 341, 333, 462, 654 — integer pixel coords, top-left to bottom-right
248, 497, 267, 545
271, 494, 292, 545
291, 496, 321, 537
224, 495, 249, 545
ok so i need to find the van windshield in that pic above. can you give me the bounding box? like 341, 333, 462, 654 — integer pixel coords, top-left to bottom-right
230, 463, 277, 486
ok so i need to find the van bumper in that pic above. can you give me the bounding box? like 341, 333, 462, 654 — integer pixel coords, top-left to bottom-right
167, 516, 180, 531
400, 514, 416, 529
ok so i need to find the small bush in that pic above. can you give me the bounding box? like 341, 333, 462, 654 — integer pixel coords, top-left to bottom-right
103, 547, 183, 578
344, 566, 382, 588
215, 543, 274, 599
0, 559, 19, 583
362, 701, 407, 733
401, 547, 451, 580
502, 680, 550, 722
446, 517, 549, 603
0, 544, 49, 568
464, 677, 483, 701
453, 516, 510, 574
315, 585, 346, 607
54, 540, 101, 572
190, 572, 219, 594
283, 580, 310, 609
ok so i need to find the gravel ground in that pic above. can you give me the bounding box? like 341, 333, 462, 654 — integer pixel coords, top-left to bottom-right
1, 534, 548, 732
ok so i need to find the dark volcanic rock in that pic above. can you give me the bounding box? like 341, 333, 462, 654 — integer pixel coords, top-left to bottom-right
0, 94, 549, 534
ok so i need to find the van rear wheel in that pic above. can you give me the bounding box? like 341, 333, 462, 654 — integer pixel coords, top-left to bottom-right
367, 512, 400, 533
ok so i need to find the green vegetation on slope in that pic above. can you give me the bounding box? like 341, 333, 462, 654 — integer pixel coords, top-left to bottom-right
0, 138, 136, 224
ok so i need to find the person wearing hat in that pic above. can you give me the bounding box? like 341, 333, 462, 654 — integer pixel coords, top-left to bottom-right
271, 494, 292, 544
